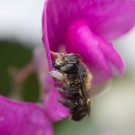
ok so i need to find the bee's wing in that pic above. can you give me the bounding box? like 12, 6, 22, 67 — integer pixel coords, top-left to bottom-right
79, 69, 91, 100
80, 87, 91, 115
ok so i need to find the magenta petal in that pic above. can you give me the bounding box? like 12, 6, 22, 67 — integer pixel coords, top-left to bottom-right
43, 73, 69, 121
66, 20, 111, 72
0, 96, 53, 135
42, 8, 53, 70
66, 20, 124, 84
96, 36, 125, 75
66, 20, 112, 83
44, 89, 69, 122
43, 0, 135, 51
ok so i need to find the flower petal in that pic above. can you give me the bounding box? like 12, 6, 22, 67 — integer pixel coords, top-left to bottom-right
66, 20, 124, 84
42, 6, 53, 70
0, 96, 53, 135
43, 0, 135, 51
43, 75, 69, 121
96, 36, 125, 75
44, 89, 69, 122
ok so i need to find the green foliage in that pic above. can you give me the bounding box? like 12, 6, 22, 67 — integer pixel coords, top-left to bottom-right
0, 40, 39, 102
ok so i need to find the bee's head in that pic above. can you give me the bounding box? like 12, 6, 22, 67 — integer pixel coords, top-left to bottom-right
52, 53, 81, 74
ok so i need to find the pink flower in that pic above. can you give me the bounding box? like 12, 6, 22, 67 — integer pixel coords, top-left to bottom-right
0, 96, 53, 135
1, 0, 135, 135
43, 0, 135, 83
42, 0, 135, 120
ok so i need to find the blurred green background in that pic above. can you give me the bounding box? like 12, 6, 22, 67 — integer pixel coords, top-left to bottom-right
0, 41, 39, 102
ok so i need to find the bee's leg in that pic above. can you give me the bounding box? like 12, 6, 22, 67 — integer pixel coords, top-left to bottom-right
65, 85, 79, 94
55, 85, 79, 93
58, 98, 76, 108
55, 84, 76, 93
55, 85, 79, 94
54, 85, 65, 92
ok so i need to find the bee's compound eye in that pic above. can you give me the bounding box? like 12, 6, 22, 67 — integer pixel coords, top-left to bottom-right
60, 63, 78, 73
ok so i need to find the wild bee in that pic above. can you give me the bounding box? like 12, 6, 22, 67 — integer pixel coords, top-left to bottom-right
50, 52, 92, 121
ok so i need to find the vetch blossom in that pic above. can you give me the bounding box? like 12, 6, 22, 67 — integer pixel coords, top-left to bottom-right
0, 1, 135, 135
42, 0, 135, 120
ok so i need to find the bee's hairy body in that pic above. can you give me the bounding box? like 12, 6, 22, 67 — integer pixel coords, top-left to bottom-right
51, 52, 92, 121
